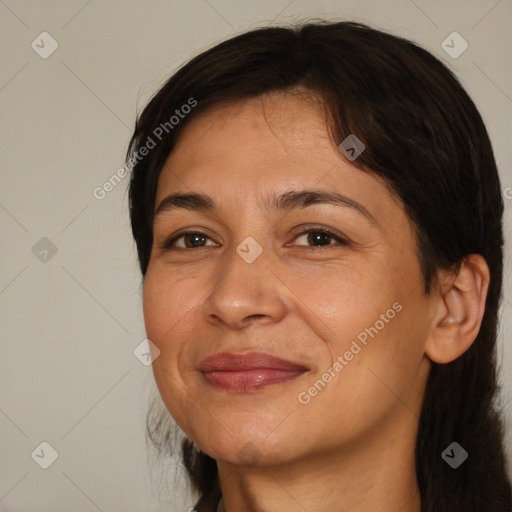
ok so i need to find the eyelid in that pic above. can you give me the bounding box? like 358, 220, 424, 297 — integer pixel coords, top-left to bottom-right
287, 224, 351, 247
159, 229, 217, 250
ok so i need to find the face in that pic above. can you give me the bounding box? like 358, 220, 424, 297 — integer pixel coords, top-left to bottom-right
143, 92, 433, 467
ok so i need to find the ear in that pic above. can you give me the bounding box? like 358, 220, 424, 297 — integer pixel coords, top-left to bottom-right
425, 254, 490, 364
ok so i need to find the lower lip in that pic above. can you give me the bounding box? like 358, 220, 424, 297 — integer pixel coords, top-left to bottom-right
201, 369, 306, 392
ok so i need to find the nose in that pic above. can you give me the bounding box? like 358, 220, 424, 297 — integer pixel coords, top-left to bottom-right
202, 243, 289, 330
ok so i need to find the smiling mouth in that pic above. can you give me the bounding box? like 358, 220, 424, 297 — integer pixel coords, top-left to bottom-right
198, 352, 308, 392
202, 368, 307, 391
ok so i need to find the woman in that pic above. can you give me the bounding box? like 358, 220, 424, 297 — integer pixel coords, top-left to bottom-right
126, 20, 511, 511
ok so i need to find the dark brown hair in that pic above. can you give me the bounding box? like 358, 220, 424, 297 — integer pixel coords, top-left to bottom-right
127, 20, 511, 511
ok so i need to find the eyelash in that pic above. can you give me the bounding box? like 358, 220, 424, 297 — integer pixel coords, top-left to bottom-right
159, 226, 350, 251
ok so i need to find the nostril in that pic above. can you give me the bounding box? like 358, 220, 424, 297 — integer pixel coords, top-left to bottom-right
247, 314, 266, 321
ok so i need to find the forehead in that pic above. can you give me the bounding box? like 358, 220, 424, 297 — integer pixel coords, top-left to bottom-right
155, 93, 402, 219
173, 93, 332, 162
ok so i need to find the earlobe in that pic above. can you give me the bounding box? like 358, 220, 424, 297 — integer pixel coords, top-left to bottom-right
425, 254, 490, 364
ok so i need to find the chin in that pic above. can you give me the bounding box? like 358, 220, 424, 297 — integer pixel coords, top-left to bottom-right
188, 417, 299, 466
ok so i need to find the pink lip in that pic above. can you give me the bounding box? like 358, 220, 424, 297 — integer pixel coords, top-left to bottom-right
198, 352, 308, 392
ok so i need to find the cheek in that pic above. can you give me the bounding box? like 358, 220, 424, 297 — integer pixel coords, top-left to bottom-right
303, 263, 399, 342
303, 303, 428, 433
310, 262, 426, 399
142, 270, 196, 423
142, 268, 197, 347
142, 275, 168, 347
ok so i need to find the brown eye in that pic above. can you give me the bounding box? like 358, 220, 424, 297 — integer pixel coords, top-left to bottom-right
161, 232, 216, 250
291, 228, 349, 248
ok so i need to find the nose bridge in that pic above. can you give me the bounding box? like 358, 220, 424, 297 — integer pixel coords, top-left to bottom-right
203, 236, 287, 328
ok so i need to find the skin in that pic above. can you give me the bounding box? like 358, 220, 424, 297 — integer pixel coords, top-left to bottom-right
142, 91, 489, 512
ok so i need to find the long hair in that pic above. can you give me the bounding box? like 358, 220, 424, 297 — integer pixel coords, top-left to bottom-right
127, 20, 511, 511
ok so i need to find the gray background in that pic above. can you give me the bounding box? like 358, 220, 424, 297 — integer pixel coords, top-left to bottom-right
1, 1, 511, 511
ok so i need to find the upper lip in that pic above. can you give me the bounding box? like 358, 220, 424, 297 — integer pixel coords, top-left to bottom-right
198, 352, 308, 372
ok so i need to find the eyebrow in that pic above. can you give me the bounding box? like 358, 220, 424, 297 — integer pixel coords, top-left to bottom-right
153, 189, 376, 224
